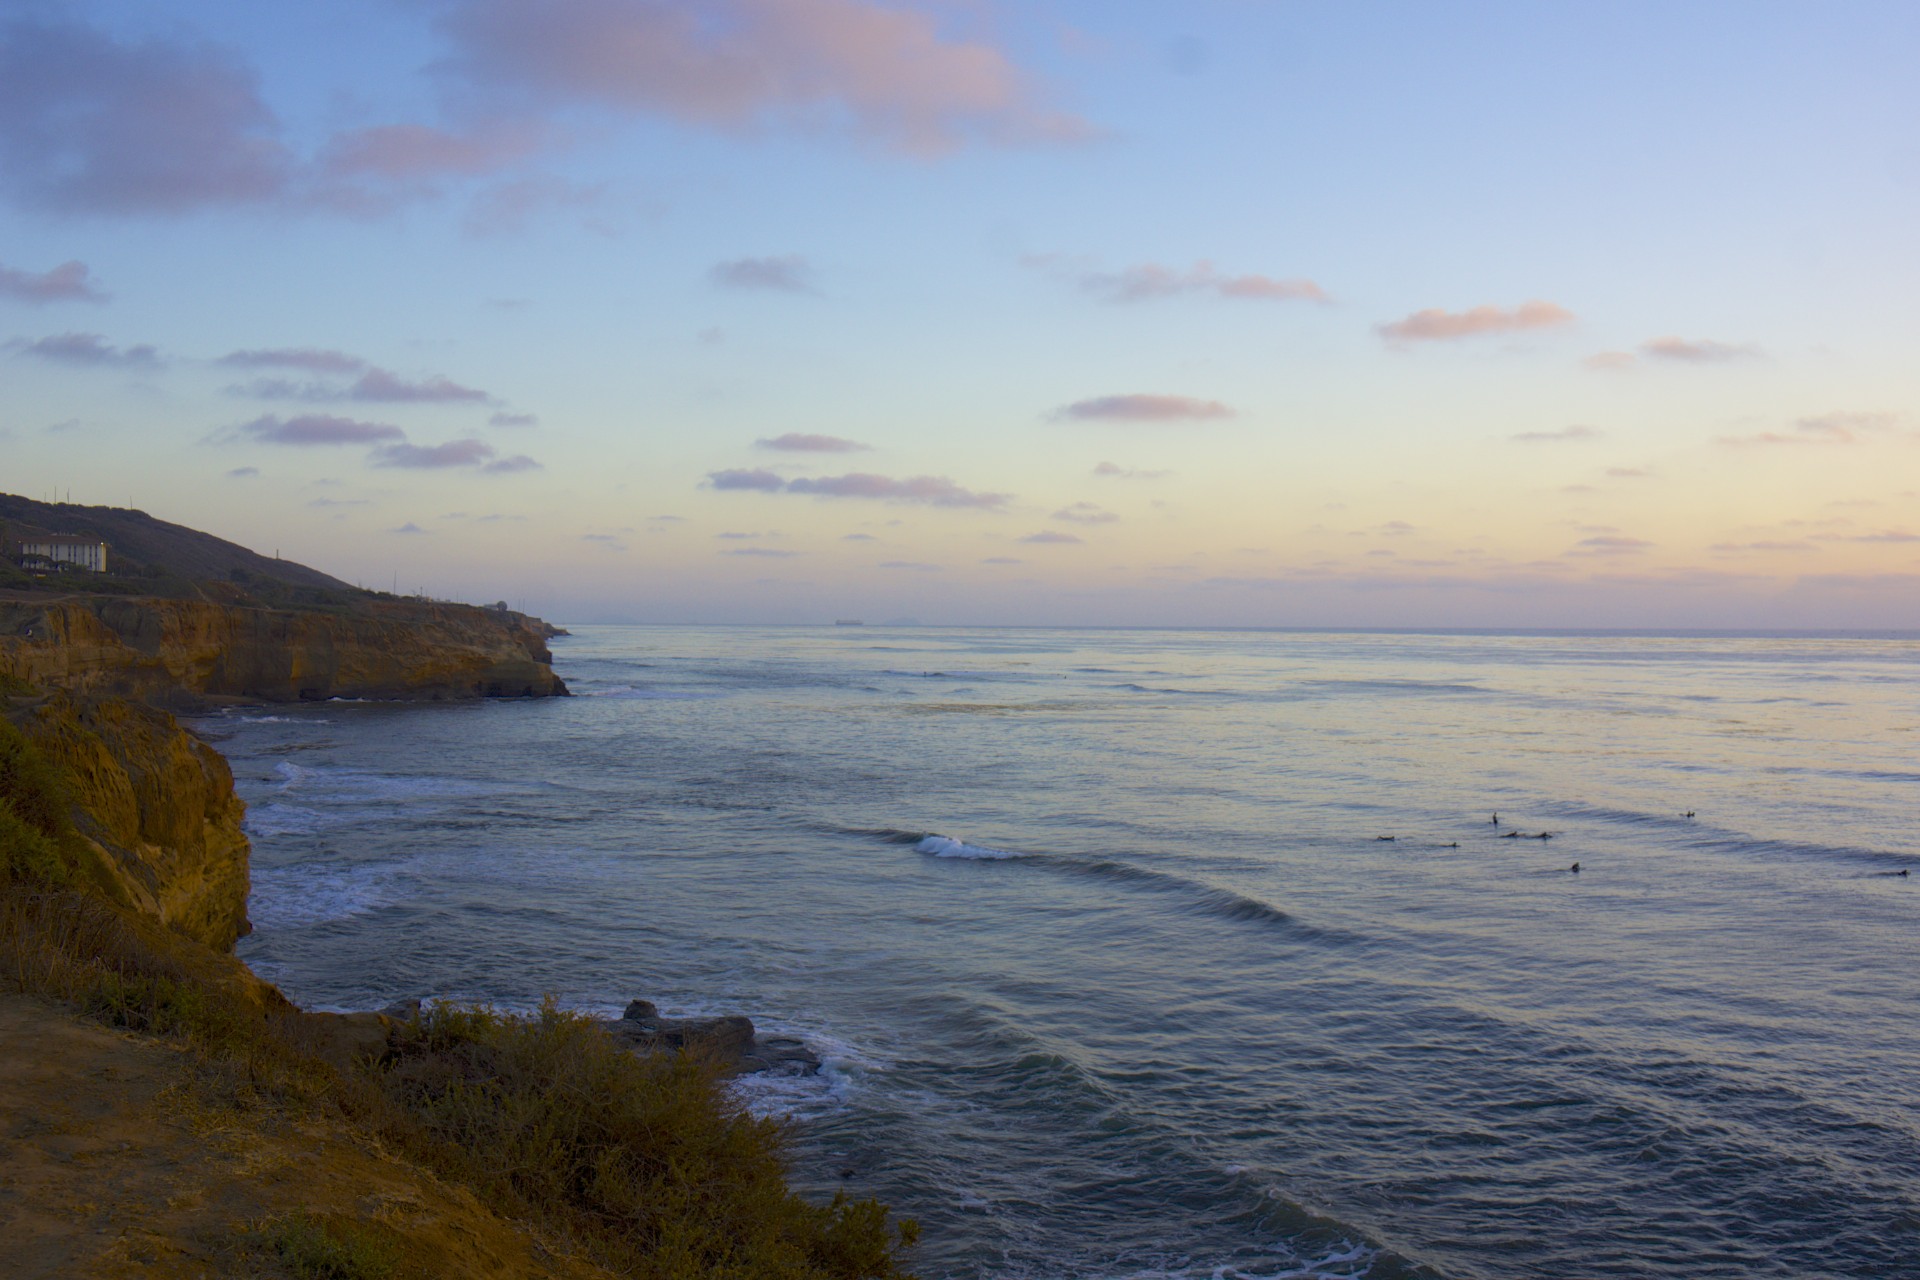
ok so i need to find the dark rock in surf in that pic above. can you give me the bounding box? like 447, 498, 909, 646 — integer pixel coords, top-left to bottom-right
608, 999, 820, 1076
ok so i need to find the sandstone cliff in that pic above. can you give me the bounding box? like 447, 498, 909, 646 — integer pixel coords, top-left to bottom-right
12, 694, 252, 952
0, 594, 567, 706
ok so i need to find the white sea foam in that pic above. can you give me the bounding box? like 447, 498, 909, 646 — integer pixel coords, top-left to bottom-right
916, 834, 1030, 860
729, 1026, 884, 1122
244, 803, 325, 837
247, 859, 411, 928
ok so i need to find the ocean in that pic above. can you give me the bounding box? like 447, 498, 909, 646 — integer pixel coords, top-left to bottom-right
200, 625, 1920, 1279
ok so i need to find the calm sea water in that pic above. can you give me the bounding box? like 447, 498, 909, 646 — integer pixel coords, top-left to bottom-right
203, 626, 1920, 1280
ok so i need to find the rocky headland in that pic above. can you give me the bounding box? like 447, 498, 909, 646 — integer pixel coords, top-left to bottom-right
0, 496, 911, 1278
0, 592, 568, 706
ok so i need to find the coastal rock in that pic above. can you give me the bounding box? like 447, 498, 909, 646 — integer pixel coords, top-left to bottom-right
0, 595, 568, 707
14, 693, 252, 951
609, 999, 820, 1076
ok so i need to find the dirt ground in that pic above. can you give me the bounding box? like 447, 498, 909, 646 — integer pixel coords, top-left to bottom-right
0, 992, 616, 1279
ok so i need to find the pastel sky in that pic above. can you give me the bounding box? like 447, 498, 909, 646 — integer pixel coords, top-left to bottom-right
4, 0, 1919, 627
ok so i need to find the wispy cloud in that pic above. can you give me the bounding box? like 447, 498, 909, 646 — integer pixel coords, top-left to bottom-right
755, 432, 868, 452
1711, 540, 1817, 553
1813, 529, 1920, 544
227, 364, 492, 404
218, 347, 366, 374
226, 466, 259, 479
13, 331, 159, 366
722, 547, 801, 558
349, 369, 490, 403
1065, 259, 1326, 305
1568, 535, 1654, 556
1052, 502, 1117, 524
1606, 467, 1652, 479
0, 260, 105, 303
1378, 300, 1573, 343
1020, 530, 1082, 544
711, 255, 814, 293
489, 411, 538, 427
1053, 394, 1233, 422
1092, 460, 1171, 479
1718, 411, 1899, 447
240, 413, 405, 445
435, 0, 1093, 157
1588, 336, 1763, 371
1512, 424, 1600, 443
787, 473, 1007, 508
373, 438, 535, 470
878, 560, 941, 571
707, 468, 1006, 508
1640, 336, 1760, 363
392, 521, 428, 534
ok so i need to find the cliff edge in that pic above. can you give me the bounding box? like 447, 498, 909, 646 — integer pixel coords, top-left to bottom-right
0, 594, 567, 706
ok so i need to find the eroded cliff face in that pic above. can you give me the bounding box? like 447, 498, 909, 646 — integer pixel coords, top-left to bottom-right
15, 694, 252, 952
0, 595, 567, 706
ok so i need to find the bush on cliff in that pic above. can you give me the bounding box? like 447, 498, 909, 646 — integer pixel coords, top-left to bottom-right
0, 715, 77, 886
372, 1001, 918, 1280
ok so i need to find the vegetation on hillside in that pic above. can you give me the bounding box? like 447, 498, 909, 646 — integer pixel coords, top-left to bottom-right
0, 703, 917, 1279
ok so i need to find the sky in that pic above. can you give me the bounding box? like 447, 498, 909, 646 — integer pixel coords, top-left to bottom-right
3, 0, 1919, 628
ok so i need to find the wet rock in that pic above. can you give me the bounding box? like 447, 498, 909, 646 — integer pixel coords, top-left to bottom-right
609, 999, 819, 1077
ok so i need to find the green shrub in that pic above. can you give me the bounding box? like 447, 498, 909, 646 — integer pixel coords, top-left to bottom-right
268, 1214, 397, 1280
376, 1000, 918, 1279
0, 718, 75, 886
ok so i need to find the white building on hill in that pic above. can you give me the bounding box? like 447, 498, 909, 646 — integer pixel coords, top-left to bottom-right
17, 534, 109, 572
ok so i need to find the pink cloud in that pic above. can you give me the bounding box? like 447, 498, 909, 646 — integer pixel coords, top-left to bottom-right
1054, 394, 1233, 422
0, 260, 105, 303
0, 17, 291, 214
755, 432, 868, 451
349, 369, 491, 404
1640, 336, 1760, 363
242, 414, 404, 445
321, 122, 546, 181
438, 0, 1092, 156
374, 438, 498, 468
1583, 351, 1637, 372
1076, 260, 1326, 304
1378, 300, 1573, 343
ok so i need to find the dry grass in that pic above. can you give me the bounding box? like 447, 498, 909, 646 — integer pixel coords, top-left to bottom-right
1, 706, 918, 1279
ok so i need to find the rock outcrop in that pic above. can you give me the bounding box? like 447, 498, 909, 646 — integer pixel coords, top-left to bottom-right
607, 999, 822, 1076
13, 694, 252, 952
0, 595, 567, 706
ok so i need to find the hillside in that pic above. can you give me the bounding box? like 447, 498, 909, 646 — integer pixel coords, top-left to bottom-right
0, 494, 356, 605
